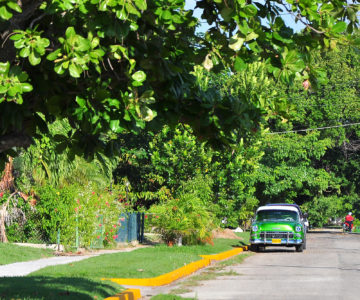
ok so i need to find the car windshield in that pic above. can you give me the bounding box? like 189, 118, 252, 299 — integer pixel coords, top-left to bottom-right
256, 210, 299, 222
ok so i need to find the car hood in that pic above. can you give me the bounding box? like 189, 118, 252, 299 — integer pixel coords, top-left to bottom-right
253, 221, 299, 232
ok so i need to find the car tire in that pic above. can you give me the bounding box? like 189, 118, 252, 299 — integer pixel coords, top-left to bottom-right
296, 244, 304, 252
250, 244, 259, 252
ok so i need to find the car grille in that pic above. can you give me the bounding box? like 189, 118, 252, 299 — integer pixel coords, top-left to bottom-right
260, 231, 294, 239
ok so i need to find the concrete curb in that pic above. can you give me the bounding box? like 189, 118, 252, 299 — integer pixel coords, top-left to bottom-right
103, 245, 249, 299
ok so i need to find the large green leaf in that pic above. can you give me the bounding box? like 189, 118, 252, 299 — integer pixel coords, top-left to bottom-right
0, 6, 12, 20
132, 70, 146, 83
331, 22, 347, 33
29, 51, 41, 65
229, 33, 245, 51
69, 63, 82, 78
47, 49, 62, 61
6, 1, 22, 13
242, 5, 257, 17
234, 57, 247, 71
21, 83, 33, 92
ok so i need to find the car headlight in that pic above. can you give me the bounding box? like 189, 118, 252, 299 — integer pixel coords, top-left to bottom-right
252, 225, 258, 232
295, 225, 302, 232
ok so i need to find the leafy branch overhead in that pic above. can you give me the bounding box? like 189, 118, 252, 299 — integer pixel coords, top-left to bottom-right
0, 0, 359, 167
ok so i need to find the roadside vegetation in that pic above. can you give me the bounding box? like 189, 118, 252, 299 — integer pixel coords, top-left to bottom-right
0, 235, 249, 299
29, 236, 248, 279
1, 38, 360, 249
0, 1, 359, 299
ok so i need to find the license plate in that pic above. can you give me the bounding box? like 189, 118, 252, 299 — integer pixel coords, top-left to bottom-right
272, 239, 282, 244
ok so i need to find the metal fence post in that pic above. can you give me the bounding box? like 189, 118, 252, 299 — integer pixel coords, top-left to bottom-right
57, 228, 60, 251
75, 215, 79, 248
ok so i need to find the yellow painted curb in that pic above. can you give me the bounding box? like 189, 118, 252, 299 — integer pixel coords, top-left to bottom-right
102, 245, 249, 287
104, 288, 141, 300
200, 246, 245, 261
106, 257, 211, 286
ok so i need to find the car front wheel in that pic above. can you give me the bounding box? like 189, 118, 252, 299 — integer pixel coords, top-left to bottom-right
250, 244, 259, 252
296, 244, 304, 252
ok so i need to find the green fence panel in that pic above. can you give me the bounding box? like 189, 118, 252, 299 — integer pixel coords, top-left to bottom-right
90, 215, 104, 248
116, 212, 144, 243
117, 213, 128, 243
88, 213, 144, 247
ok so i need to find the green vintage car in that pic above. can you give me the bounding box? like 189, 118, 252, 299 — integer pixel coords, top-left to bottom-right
250, 205, 306, 252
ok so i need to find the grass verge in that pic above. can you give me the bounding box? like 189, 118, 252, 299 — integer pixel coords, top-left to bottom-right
1, 233, 249, 300
29, 237, 247, 279
0, 244, 54, 265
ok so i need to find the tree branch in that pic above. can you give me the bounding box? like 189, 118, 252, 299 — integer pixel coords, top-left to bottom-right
281, 3, 325, 35
0, 133, 32, 153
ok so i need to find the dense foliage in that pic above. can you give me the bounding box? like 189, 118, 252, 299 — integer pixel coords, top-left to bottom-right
1, 0, 359, 170
3, 39, 360, 245
258, 40, 360, 226
1, 1, 360, 243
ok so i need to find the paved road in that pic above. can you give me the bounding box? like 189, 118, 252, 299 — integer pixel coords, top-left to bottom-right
171, 232, 360, 300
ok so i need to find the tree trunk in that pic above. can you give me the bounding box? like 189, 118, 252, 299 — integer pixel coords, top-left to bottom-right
0, 157, 15, 243
0, 156, 14, 192
0, 204, 8, 243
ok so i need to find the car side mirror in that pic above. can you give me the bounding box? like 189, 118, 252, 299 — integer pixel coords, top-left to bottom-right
303, 212, 308, 218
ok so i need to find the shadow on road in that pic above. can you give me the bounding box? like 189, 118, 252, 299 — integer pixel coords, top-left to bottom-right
260, 248, 297, 253
0, 276, 121, 300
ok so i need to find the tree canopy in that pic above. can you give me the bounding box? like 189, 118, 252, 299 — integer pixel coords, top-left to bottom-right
1, 0, 359, 168
1, 36, 360, 245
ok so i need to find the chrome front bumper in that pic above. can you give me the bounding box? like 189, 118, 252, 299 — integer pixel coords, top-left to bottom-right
250, 238, 303, 245
251, 231, 303, 245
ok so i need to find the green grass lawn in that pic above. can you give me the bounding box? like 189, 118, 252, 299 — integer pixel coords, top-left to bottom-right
0, 233, 250, 300
0, 243, 54, 265
235, 231, 250, 244
29, 237, 247, 279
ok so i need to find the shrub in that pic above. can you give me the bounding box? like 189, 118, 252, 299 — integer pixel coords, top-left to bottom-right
149, 192, 215, 245
34, 183, 128, 247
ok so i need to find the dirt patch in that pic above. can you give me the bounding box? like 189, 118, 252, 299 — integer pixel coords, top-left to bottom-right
212, 228, 243, 240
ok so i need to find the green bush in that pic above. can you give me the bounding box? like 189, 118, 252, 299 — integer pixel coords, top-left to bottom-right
2, 192, 43, 243
149, 191, 215, 245
34, 183, 128, 247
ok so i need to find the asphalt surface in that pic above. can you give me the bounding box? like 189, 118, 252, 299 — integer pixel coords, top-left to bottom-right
172, 231, 360, 300
137, 231, 360, 299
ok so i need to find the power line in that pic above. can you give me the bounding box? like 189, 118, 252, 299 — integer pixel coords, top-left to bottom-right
267, 122, 360, 134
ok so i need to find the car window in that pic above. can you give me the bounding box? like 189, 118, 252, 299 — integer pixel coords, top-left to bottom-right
256, 210, 299, 222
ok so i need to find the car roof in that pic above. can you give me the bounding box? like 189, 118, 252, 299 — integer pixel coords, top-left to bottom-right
257, 205, 300, 213
266, 203, 302, 212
